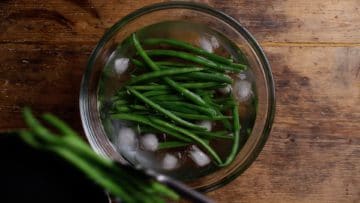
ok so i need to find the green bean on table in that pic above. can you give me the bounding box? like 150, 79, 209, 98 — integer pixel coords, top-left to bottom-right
21, 108, 179, 203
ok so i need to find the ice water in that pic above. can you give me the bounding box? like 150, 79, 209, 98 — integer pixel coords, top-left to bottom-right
98, 21, 257, 181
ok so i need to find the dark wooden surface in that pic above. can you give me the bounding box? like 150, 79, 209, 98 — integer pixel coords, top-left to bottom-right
0, 1, 359, 202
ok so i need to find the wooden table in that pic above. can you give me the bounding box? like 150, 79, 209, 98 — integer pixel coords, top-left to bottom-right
0, 1, 359, 202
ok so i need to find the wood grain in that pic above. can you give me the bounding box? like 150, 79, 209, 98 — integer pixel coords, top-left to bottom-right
0, 0, 359, 202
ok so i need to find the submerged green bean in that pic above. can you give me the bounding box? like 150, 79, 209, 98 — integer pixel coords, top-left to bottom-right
127, 87, 206, 131
128, 67, 203, 84
220, 100, 241, 167
111, 113, 191, 142
149, 117, 223, 165
172, 112, 231, 121
157, 101, 216, 117
146, 49, 246, 72
143, 38, 233, 65
132, 34, 209, 107
130, 82, 225, 91
172, 71, 232, 84
193, 130, 233, 140
158, 141, 189, 149
149, 94, 184, 102
156, 61, 190, 67
142, 90, 172, 97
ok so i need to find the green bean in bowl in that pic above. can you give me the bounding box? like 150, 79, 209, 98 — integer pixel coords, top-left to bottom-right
98, 22, 257, 181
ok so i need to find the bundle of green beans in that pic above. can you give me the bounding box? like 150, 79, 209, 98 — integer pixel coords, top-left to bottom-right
110, 34, 246, 166
20, 108, 179, 203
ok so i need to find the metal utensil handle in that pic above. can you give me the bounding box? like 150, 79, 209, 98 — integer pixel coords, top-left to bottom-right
156, 174, 214, 203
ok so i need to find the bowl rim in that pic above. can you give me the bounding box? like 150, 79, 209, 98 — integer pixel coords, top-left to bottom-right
80, 1, 276, 192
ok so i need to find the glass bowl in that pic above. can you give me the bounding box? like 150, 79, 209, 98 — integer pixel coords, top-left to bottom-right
80, 1, 275, 192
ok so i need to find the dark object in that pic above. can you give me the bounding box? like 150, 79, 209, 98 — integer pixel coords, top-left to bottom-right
119, 164, 214, 203
0, 133, 108, 203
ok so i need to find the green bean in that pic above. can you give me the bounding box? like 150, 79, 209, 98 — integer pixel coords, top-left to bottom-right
132, 59, 190, 69
156, 102, 197, 114
156, 61, 190, 67
128, 67, 203, 85
164, 77, 209, 106
181, 82, 226, 89
146, 49, 245, 72
158, 141, 189, 149
149, 117, 223, 165
221, 100, 241, 167
142, 90, 172, 97
54, 146, 135, 202
157, 101, 216, 117
115, 106, 131, 112
193, 130, 234, 140
23, 110, 139, 201
151, 182, 179, 201
23, 109, 180, 202
172, 72, 232, 84
149, 94, 184, 102
136, 125, 162, 134
203, 94, 232, 130
111, 113, 191, 142
172, 111, 231, 121
129, 104, 148, 111
131, 58, 146, 68
143, 38, 233, 65
132, 33, 209, 107
113, 99, 128, 106
131, 82, 225, 91
128, 87, 206, 131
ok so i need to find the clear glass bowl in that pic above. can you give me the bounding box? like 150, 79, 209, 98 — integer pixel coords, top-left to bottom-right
80, 1, 275, 192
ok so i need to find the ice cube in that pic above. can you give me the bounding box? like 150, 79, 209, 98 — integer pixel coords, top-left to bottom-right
189, 145, 211, 167
236, 73, 247, 80
218, 84, 232, 94
197, 120, 212, 131
116, 127, 138, 151
199, 37, 213, 53
210, 36, 220, 49
234, 80, 252, 102
162, 153, 178, 170
140, 133, 159, 151
114, 58, 129, 74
